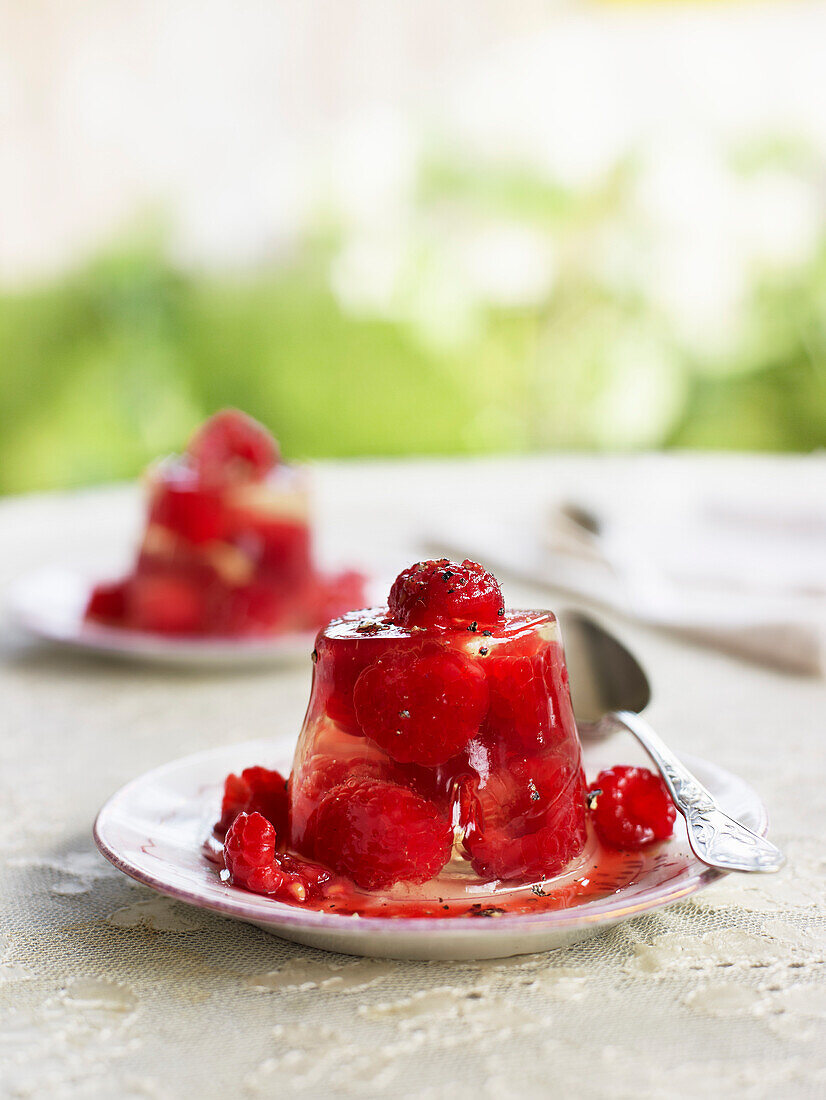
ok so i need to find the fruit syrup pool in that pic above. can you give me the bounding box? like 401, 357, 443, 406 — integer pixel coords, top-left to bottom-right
203, 825, 684, 919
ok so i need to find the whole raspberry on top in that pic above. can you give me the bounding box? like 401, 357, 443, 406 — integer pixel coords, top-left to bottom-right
308, 778, 452, 891
388, 559, 504, 628
187, 409, 278, 488
590, 766, 676, 850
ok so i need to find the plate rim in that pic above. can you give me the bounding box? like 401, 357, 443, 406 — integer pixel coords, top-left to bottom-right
93, 738, 769, 940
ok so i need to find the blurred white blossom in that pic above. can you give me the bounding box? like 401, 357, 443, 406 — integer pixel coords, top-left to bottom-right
739, 168, 821, 272
454, 222, 557, 308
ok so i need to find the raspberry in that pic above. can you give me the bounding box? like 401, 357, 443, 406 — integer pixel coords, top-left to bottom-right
388, 559, 504, 628
312, 570, 368, 627
224, 813, 330, 901
252, 520, 312, 582
295, 755, 386, 805
497, 804, 587, 881
85, 579, 128, 624
187, 409, 278, 488
218, 583, 284, 635
462, 757, 588, 881
590, 766, 676, 850
289, 755, 390, 849
149, 484, 226, 545
128, 572, 207, 634
216, 766, 289, 836
353, 649, 489, 766
482, 644, 572, 752
467, 798, 587, 882
308, 778, 452, 890
315, 635, 376, 737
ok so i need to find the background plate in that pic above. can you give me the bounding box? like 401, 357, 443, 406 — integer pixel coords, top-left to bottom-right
8, 565, 318, 668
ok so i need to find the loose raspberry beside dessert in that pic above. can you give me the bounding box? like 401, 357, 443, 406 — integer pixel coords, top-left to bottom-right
590, 766, 676, 850
388, 558, 504, 628
217, 765, 289, 836
224, 813, 330, 902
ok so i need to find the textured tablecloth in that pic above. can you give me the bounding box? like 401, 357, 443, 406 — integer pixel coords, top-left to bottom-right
1, 455, 825, 1099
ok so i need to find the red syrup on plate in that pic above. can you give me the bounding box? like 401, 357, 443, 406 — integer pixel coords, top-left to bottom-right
203, 828, 685, 920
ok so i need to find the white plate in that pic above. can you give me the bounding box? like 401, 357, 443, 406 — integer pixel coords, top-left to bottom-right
93, 737, 769, 960
7, 566, 317, 668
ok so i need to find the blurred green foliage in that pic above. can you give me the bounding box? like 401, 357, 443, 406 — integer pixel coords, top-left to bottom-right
0, 244, 536, 493
1, 154, 825, 494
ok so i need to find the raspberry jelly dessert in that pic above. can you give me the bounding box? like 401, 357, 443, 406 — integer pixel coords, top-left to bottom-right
211, 560, 677, 914
85, 409, 366, 637
288, 559, 591, 896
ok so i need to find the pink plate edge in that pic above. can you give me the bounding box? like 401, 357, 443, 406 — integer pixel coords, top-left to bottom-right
92, 740, 771, 941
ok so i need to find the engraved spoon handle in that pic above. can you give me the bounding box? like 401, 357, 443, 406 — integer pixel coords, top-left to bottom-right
613, 710, 785, 873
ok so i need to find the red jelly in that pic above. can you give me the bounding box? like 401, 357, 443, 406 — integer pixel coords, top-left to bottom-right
288, 559, 590, 891
84, 409, 366, 636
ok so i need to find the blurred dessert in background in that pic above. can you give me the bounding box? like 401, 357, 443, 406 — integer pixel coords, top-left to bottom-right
212, 560, 663, 914
85, 409, 365, 636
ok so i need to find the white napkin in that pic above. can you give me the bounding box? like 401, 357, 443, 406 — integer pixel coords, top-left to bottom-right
433, 482, 826, 676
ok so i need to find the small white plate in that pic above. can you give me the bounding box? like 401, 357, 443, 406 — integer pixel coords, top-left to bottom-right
7, 566, 316, 668
93, 737, 769, 960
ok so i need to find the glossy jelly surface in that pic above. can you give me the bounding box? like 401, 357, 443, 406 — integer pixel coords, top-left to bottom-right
289, 607, 589, 890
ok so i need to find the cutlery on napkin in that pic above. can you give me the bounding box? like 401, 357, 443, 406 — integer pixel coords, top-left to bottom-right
431, 494, 825, 676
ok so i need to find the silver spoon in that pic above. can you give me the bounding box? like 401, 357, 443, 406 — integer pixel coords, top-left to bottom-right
558, 609, 785, 873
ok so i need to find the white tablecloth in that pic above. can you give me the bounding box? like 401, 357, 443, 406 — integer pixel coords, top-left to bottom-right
1, 456, 824, 1099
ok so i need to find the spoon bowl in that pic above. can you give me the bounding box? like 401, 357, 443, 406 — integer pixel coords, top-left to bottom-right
557, 609, 650, 731
557, 609, 785, 874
